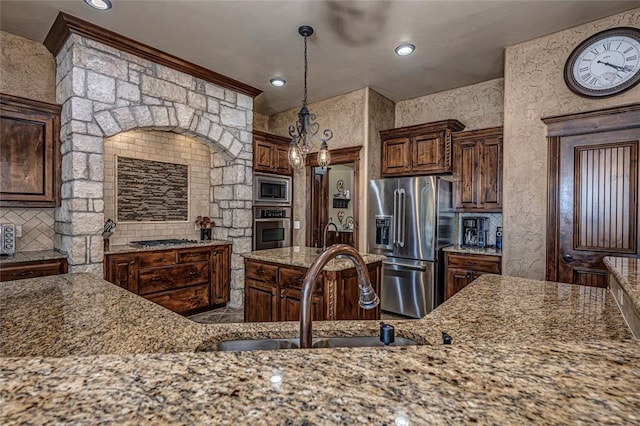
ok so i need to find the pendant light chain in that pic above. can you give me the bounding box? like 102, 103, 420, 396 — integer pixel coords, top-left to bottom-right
303, 34, 308, 108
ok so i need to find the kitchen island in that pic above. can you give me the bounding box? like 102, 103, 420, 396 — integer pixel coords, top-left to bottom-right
1, 266, 638, 424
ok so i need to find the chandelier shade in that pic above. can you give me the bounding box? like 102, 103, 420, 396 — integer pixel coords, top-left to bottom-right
288, 25, 333, 169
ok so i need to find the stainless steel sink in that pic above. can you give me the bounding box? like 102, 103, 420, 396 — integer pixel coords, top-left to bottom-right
195, 336, 420, 352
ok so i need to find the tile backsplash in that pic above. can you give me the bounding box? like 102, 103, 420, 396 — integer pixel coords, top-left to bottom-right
0, 208, 55, 252
455, 212, 503, 247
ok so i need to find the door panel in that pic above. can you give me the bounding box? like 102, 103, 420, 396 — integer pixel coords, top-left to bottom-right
455, 141, 477, 208
558, 129, 639, 284
396, 177, 436, 261
412, 133, 442, 173
382, 137, 411, 175
480, 138, 502, 208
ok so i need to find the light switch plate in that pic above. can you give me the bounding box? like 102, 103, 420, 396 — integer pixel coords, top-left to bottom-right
15, 225, 22, 238
293, 220, 300, 230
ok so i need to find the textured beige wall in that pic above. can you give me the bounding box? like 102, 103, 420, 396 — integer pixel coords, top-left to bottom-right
0, 31, 57, 251
253, 112, 269, 132
503, 8, 640, 279
103, 130, 211, 246
0, 31, 56, 103
395, 78, 504, 130
269, 89, 367, 247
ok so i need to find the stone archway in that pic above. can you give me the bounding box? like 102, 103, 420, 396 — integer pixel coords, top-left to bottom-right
54, 34, 253, 307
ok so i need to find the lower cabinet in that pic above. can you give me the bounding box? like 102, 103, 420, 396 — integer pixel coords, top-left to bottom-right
104, 244, 231, 314
0, 257, 68, 282
244, 259, 381, 322
445, 252, 501, 300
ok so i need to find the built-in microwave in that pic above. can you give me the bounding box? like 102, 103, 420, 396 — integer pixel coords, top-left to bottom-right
253, 172, 292, 205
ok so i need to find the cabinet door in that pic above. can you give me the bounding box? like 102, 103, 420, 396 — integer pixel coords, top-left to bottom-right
244, 279, 279, 322
273, 144, 292, 175
412, 132, 445, 173
453, 140, 478, 210
254, 139, 275, 173
333, 263, 381, 320
382, 137, 411, 175
279, 287, 324, 322
211, 245, 231, 304
479, 137, 502, 210
105, 254, 137, 293
445, 267, 474, 300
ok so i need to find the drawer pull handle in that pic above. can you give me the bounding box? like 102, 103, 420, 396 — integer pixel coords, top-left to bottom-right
151, 276, 162, 281
189, 271, 199, 276
257, 267, 265, 275
18, 270, 34, 277
294, 277, 304, 284
152, 258, 163, 262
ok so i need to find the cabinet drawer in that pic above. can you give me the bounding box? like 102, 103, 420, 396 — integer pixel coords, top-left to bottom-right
146, 284, 210, 313
0, 262, 63, 282
245, 260, 278, 283
139, 261, 209, 294
446, 253, 501, 273
280, 267, 323, 293
178, 249, 210, 263
138, 251, 176, 268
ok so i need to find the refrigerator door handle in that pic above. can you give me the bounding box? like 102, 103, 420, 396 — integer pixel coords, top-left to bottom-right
392, 189, 398, 246
398, 188, 406, 248
382, 261, 427, 272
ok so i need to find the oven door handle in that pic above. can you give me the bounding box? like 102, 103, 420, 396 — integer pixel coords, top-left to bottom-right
254, 218, 290, 222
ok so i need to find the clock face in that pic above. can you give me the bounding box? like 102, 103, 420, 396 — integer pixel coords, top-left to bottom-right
565, 27, 640, 98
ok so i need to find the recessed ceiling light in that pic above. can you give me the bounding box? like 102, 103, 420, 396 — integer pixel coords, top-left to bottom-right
395, 43, 415, 56
270, 78, 286, 87
84, 0, 113, 11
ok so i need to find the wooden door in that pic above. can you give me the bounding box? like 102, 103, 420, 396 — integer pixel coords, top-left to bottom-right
308, 167, 328, 249
545, 105, 640, 286
273, 145, 292, 175
381, 136, 411, 175
279, 288, 324, 321
254, 139, 275, 173
445, 268, 474, 300
210, 245, 230, 304
104, 254, 137, 293
412, 132, 443, 173
244, 280, 279, 322
454, 140, 478, 209
479, 137, 502, 210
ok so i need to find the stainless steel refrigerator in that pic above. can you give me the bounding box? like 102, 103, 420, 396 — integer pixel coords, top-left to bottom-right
368, 176, 454, 318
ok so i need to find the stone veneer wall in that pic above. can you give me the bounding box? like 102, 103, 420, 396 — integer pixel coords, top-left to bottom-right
54, 34, 253, 307
103, 130, 211, 247
395, 78, 504, 131
503, 8, 640, 280
0, 31, 57, 251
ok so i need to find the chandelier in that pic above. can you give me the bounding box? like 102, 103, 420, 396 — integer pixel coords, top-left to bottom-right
288, 25, 333, 169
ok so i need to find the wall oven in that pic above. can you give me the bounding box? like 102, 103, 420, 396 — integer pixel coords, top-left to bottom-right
253, 172, 292, 205
253, 207, 292, 250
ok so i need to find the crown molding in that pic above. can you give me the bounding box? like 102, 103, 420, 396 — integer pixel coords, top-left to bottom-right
43, 12, 262, 98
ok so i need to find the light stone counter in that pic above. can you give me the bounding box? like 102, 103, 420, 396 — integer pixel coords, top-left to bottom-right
443, 245, 503, 256
0, 249, 67, 265
604, 256, 640, 338
0, 273, 637, 424
242, 246, 386, 271
106, 240, 232, 255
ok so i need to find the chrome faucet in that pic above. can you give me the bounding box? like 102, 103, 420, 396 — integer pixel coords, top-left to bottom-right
300, 244, 380, 348
318, 221, 339, 253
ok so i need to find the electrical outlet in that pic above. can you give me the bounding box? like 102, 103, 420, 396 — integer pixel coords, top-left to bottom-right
293, 220, 300, 230
14, 225, 22, 238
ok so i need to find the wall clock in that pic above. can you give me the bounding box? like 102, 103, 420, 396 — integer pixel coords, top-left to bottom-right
564, 27, 640, 98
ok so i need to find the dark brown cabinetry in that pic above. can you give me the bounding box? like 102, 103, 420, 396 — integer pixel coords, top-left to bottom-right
104, 244, 231, 314
445, 252, 501, 300
380, 120, 465, 176
0, 257, 68, 282
244, 258, 381, 322
0, 93, 61, 207
453, 127, 503, 212
253, 130, 292, 176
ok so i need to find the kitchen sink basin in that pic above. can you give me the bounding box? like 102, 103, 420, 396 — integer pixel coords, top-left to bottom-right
195, 336, 421, 352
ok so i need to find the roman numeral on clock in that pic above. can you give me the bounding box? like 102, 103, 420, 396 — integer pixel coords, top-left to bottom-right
627, 55, 637, 62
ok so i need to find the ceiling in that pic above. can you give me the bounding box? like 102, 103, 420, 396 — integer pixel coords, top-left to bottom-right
1, 1, 638, 115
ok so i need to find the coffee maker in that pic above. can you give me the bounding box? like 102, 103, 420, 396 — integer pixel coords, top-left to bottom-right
461, 217, 489, 248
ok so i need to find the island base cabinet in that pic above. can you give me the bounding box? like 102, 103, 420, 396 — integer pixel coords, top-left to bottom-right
244, 258, 382, 322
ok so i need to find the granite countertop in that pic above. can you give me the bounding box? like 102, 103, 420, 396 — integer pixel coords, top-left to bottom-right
1, 272, 638, 423
106, 239, 232, 255
604, 256, 640, 314
0, 249, 67, 265
443, 245, 503, 256
242, 246, 386, 271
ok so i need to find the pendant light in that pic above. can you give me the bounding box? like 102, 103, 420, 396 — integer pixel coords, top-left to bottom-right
288, 25, 333, 169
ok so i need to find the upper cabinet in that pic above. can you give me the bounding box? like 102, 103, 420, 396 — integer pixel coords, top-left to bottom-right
253, 130, 292, 176
380, 120, 465, 176
452, 126, 503, 212
0, 94, 62, 208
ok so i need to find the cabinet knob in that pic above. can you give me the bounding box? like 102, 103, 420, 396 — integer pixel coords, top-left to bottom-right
466, 272, 471, 279
130, 261, 135, 265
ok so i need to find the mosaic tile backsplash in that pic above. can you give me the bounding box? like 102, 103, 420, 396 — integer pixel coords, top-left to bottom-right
117, 157, 188, 222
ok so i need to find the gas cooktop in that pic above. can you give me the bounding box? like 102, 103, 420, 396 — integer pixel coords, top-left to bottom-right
129, 239, 199, 247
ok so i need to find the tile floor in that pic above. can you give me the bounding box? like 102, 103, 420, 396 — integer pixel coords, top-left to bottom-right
188, 306, 410, 324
